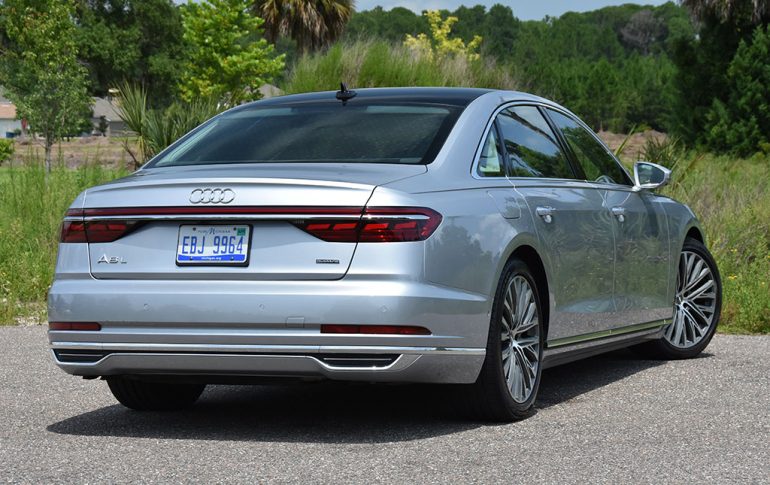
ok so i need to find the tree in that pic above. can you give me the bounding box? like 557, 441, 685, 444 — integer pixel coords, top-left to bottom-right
705, 27, 770, 156
680, 0, 769, 25
344, 6, 426, 43
0, 0, 91, 172
74, 0, 186, 107
252, 0, 355, 52
620, 9, 665, 55
179, 0, 285, 104
671, 0, 769, 144
404, 10, 482, 61
481, 4, 519, 61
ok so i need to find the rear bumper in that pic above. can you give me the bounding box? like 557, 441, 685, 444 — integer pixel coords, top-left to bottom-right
48, 277, 490, 384
49, 345, 485, 383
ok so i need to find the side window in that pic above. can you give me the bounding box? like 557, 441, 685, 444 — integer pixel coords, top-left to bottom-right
496, 106, 574, 179
546, 109, 629, 185
477, 126, 506, 177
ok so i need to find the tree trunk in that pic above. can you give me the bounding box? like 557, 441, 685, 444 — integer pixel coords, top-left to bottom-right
44, 137, 53, 173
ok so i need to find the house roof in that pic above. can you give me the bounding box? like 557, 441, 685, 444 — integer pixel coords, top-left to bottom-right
0, 103, 17, 120
92, 97, 121, 120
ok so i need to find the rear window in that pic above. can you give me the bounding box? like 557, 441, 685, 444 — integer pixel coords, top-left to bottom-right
149, 102, 462, 167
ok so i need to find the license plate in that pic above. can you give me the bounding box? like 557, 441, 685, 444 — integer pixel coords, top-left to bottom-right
176, 225, 251, 265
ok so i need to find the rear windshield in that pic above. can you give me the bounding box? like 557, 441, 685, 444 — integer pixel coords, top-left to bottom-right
149, 102, 462, 167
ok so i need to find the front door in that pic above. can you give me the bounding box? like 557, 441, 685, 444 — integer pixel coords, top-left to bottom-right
545, 108, 671, 327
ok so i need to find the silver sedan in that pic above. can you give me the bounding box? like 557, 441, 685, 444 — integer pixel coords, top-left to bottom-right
49, 87, 721, 421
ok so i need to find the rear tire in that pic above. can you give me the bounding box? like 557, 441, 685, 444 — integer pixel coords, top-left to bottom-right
463, 258, 545, 422
637, 237, 722, 359
107, 377, 205, 411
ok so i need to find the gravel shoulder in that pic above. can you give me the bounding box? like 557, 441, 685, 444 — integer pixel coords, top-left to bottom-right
1, 326, 768, 483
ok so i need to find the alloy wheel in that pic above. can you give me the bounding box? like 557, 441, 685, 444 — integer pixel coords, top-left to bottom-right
500, 275, 540, 403
665, 250, 718, 348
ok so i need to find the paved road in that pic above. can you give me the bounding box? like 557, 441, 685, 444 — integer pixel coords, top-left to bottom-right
1, 326, 768, 484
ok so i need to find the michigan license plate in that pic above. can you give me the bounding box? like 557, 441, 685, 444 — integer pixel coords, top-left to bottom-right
176, 225, 250, 265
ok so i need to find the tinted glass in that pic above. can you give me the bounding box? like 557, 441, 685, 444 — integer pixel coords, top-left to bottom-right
547, 109, 629, 185
477, 127, 505, 177
151, 103, 461, 167
496, 106, 574, 179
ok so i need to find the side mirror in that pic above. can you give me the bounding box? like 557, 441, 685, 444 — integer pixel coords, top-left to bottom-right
633, 161, 671, 192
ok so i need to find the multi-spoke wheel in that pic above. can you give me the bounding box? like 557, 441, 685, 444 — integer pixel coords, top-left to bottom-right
639, 237, 721, 359
465, 258, 544, 421
500, 275, 541, 403
665, 250, 718, 348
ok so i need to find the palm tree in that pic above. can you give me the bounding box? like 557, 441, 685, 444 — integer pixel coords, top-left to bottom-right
252, 0, 355, 53
680, 0, 768, 24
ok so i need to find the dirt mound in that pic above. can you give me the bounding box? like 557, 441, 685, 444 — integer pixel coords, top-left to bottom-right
598, 130, 668, 161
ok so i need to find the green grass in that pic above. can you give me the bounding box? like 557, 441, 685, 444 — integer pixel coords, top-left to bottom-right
282, 40, 517, 93
0, 162, 129, 324
0, 155, 767, 333
664, 153, 770, 334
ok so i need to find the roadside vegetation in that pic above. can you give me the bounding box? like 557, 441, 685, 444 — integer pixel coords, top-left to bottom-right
0, 161, 128, 323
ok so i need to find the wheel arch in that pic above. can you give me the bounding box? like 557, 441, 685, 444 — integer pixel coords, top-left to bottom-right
685, 226, 704, 244
507, 244, 551, 340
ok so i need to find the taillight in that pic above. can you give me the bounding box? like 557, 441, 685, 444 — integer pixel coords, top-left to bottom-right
84, 221, 138, 243
60, 220, 87, 243
296, 207, 442, 243
58, 205, 442, 244
60, 209, 137, 243
321, 324, 431, 335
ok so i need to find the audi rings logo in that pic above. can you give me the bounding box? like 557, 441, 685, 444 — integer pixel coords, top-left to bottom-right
189, 188, 236, 204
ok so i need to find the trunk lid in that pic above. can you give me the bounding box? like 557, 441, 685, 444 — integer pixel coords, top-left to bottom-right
82, 163, 425, 280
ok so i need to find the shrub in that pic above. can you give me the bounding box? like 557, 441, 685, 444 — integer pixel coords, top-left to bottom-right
115, 83, 223, 168
0, 139, 14, 164
641, 135, 683, 168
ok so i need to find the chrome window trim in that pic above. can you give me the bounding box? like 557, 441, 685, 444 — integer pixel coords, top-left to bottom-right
470, 101, 634, 187
470, 101, 576, 182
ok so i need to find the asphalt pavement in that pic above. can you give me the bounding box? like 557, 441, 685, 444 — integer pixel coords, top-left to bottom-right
1, 326, 768, 484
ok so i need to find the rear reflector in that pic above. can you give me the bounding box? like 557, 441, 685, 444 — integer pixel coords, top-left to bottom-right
48, 322, 102, 331
320, 324, 431, 335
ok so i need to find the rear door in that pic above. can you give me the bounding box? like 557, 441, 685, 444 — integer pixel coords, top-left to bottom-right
496, 105, 617, 342
79, 164, 425, 280
544, 108, 672, 326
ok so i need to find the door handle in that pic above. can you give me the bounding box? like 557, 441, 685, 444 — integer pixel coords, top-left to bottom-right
611, 206, 626, 223
536, 206, 555, 223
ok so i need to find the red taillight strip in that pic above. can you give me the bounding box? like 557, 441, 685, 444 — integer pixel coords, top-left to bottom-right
62, 206, 443, 243
321, 324, 431, 335
48, 322, 102, 331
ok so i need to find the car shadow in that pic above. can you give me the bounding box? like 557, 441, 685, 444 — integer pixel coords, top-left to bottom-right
47, 349, 711, 443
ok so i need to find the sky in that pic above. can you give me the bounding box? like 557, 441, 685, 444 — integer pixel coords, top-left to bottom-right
354, 1, 670, 21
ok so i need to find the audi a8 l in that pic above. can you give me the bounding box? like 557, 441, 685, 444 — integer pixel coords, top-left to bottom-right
49, 87, 721, 420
